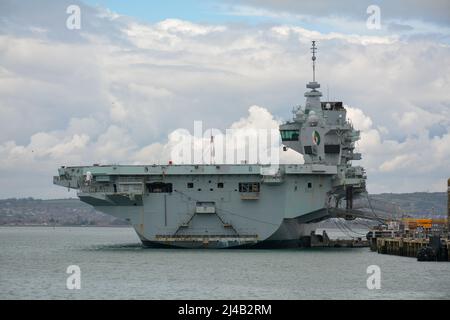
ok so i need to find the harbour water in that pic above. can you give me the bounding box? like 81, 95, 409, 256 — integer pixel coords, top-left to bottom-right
1, 226, 449, 300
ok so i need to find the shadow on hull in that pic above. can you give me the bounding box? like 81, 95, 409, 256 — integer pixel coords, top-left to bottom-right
138, 214, 326, 249
141, 238, 312, 249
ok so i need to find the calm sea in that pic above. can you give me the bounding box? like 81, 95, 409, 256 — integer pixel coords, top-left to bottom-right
0, 226, 449, 299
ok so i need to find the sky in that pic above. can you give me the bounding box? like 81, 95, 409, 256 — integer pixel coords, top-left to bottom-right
0, 0, 449, 198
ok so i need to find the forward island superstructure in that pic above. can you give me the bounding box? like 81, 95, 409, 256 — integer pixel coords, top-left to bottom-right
54, 41, 367, 248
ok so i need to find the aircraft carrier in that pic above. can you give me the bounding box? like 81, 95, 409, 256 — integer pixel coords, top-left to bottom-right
54, 41, 368, 248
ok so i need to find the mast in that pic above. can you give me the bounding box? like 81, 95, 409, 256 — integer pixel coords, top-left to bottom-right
311, 40, 317, 82
305, 40, 322, 111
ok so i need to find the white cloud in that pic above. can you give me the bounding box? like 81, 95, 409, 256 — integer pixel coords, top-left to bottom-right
225, 1, 450, 34
230, 105, 279, 129
0, 2, 449, 197
346, 107, 373, 131
156, 19, 227, 36
271, 25, 398, 45
347, 107, 450, 193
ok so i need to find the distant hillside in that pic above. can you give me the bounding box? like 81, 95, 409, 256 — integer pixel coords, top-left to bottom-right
0, 192, 447, 226
0, 198, 128, 226
371, 192, 447, 217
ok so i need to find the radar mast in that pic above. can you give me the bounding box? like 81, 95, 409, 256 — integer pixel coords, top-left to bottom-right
311, 40, 317, 82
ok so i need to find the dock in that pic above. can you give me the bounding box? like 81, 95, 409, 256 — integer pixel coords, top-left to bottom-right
367, 178, 450, 261
372, 236, 450, 261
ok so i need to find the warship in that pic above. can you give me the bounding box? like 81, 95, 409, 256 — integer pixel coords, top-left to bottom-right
54, 41, 368, 248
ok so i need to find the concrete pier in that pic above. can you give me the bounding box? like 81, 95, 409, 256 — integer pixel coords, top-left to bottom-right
374, 237, 450, 261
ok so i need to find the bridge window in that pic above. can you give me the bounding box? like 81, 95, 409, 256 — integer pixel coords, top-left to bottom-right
280, 130, 299, 141
324, 144, 340, 154
304, 146, 313, 154
239, 182, 260, 193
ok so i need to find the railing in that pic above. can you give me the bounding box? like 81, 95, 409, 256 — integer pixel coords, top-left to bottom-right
117, 176, 144, 184
80, 185, 115, 193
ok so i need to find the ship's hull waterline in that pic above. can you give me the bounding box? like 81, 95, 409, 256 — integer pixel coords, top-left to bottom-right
138, 219, 320, 249
57, 164, 344, 249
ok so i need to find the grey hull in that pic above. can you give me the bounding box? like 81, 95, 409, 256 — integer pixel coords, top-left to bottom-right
141, 239, 306, 249
137, 218, 319, 249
